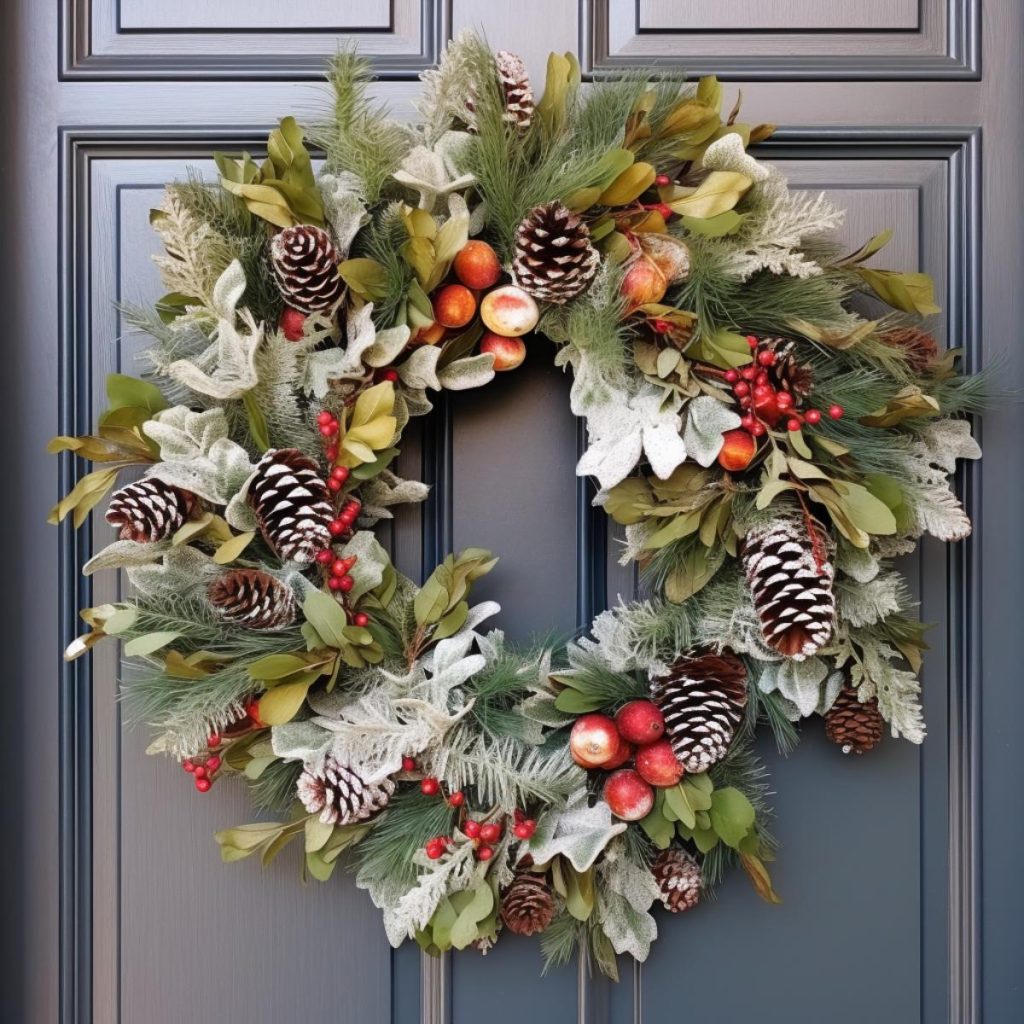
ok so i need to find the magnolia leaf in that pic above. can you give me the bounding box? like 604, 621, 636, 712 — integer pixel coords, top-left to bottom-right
709, 787, 756, 849
741, 853, 783, 904
302, 589, 350, 649
105, 373, 167, 415
664, 544, 724, 602
833, 480, 898, 536
667, 171, 752, 219
213, 530, 255, 565
598, 162, 655, 207
837, 229, 893, 267
857, 268, 941, 315
449, 883, 494, 950
124, 631, 181, 657
686, 328, 752, 369
258, 678, 315, 726
536, 50, 581, 138
680, 210, 745, 237
860, 386, 941, 427
603, 478, 653, 525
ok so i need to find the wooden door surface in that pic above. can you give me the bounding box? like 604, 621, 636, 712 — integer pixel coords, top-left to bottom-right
5, 2, 1023, 1022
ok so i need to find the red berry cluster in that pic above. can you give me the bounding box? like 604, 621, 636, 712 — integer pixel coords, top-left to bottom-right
328, 498, 362, 538
182, 732, 223, 793
326, 464, 350, 493
724, 336, 844, 436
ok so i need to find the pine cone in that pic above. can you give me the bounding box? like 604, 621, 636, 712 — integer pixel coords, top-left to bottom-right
651, 847, 702, 913
296, 756, 395, 826
512, 202, 600, 304
208, 569, 297, 630
825, 685, 884, 754
878, 326, 940, 373
741, 517, 835, 659
500, 871, 555, 936
248, 448, 333, 564
650, 649, 748, 773
269, 225, 344, 313
764, 338, 814, 398
105, 478, 195, 542
495, 50, 533, 132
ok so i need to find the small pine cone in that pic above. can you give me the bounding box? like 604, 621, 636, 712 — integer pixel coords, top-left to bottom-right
269, 225, 344, 314
495, 50, 534, 132
208, 569, 297, 630
878, 325, 940, 373
500, 872, 555, 936
763, 338, 814, 398
651, 847, 702, 913
248, 449, 333, 564
825, 685, 884, 754
105, 478, 195, 542
296, 756, 395, 826
741, 517, 835, 659
512, 202, 600, 304
650, 649, 748, 773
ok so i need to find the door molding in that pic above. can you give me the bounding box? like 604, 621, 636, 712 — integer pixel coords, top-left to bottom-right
57, 124, 982, 1024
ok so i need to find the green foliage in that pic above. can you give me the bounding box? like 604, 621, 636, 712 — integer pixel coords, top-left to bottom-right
247, 758, 303, 812
551, 650, 647, 715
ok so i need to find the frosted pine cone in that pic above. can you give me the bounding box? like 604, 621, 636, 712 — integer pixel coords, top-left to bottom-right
105, 478, 195, 542
269, 225, 344, 313
208, 569, 297, 630
495, 50, 533, 132
651, 847, 702, 913
296, 756, 395, 826
512, 202, 600, 304
247, 449, 333, 564
500, 871, 555, 936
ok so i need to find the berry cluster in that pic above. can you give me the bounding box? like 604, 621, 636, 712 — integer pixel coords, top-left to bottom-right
327, 498, 361, 538
181, 732, 223, 793
724, 336, 844, 436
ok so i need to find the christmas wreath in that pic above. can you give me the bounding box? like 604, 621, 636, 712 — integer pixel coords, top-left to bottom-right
54, 35, 983, 976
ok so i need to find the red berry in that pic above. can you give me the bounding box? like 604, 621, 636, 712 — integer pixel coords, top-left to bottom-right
207, 734, 222, 749
652, 318, 671, 333
245, 699, 262, 722
338, 575, 355, 593
448, 791, 465, 808
193, 765, 207, 780
751, 421, 767, 437
319, 422, 339, 437
513, 823, 532, 840
524, 819, 535, 833
776, 391, 794, 409
325, 446, 338, 462
206, 756, 221, 772
755, 371, 770, 386
353, 612, 370, 628
402, 756, 416, 772
328, 576, 344, 591
327, 478, 342, 492
279, 308, 306, 342
420, 777, 440, 796
746, 335, 759, 349
740, 415, 757, 432
346, 500, 362, 515
317, 411, 334, 426
425, 840, 443, 860
479, 823, 502, 843
463, 820, 482, 839
753, 384, 773, 400
194, 777, 211, 793
656, 203, 673, 220
739, 395, 752, 408
829, 404, 845, 420
804, 408, 822, 425
787, 418, 802, 432
655, 173, 671, 187
382, 369, 399, 383
733, 381, 750, 397
328, 520, 345, 536
476, 845, 493, 861
724, 369, 739, 384
331, 465, 350, 482
315, 549, 333, 564
182, 759, 195, 773
741, 366, 758, 381
330, 559, 346, 577
758, 349, 776, 366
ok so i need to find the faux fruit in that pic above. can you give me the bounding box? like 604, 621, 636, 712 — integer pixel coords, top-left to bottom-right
603, 740, 635, 771
480, 331, 526, 371
433, 284, 477, 329
635, 740, 685, 787
717, 428, 757, 471
614, 700, 665, 745
279, 307, 306, 341
603, 769, 655, 821
453, 240, 502, 290
413, 321, 446, 345
620, 254, 668, 314
569, 713, 621, 768
479, 285, 539, 337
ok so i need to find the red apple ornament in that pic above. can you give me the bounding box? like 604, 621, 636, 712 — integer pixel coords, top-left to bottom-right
480, 331, 526, 371
717, 428, 757, 472
614, 700, 666, 745
433, 284, 477, 328
453, 240, 502, 290
603, 769, 655, 821
569, 714, 621, 768
479, 285, 539, 337
603, 740, 635, 771
635, 740, 685, 787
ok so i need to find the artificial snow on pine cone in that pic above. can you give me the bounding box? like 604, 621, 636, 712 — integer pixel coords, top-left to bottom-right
296, 756, 395, 826
824, 685, 884, 755
208, 569, 297, 631
763, 338, 814, 398
741, 516, 835, 659
495, 50, 534, 132
269, 224, 344, 314
650, 649, 748, 774
651, 847, 702, 913
512, 202, 600, 304
105, 478, 196, 542
247, 448, 333, 563
499, 871, 555, 936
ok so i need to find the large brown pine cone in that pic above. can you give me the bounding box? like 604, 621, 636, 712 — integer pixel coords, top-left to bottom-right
105, 478, 195, 542
651, 847, 702, 913
741, 516, 835, 659
208, 569, 297, 630
500, 871, 555, 936
512, 202, 600, 304
650, 649, 748, 773
296, 756, 395, 826
269, 225, 344, 313
247, 448, 333, 564
825, 685, 884, 754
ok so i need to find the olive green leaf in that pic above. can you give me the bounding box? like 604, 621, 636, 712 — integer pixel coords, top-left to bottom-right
860, 386, 941, 427
667, 171, 752, 220
856, 268, 940, 315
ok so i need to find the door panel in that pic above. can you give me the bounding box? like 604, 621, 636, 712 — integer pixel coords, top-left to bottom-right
5, 2, 1021, 1023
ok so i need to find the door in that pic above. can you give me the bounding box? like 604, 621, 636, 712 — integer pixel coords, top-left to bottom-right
5, 1, 1022, 1021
